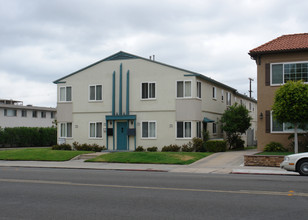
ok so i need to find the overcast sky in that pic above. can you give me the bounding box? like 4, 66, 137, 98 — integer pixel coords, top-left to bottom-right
1, 0, 307, 107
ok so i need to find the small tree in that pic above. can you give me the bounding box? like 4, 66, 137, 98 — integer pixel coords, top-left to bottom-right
221, 103, 252, 149
272, 81, 308, 153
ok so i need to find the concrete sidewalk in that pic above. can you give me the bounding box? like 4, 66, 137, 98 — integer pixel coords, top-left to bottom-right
0, 150, 299, 175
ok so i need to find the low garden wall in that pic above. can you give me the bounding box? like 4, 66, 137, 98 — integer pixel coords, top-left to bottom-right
244, 155, 285, 167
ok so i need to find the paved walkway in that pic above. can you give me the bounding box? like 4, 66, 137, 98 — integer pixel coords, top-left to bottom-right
0, 150, 298, 175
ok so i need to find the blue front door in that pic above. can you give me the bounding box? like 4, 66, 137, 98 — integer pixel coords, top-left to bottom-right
117, 122, 128, 150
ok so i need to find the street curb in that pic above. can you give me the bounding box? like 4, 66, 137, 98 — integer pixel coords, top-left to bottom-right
231, 171, 299, 176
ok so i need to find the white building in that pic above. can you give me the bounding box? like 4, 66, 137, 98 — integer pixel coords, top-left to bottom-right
54, 51, 257, 150
0, 99, 56, 128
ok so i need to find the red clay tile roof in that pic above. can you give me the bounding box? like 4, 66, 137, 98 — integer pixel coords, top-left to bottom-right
249, 33, 308, 57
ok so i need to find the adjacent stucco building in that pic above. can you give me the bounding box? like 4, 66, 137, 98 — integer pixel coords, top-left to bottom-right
54, 51, 257, 150
249, 33, 308, 151
0, 99, 56, 128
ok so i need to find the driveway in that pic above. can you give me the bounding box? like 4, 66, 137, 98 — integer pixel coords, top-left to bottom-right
171, 149, 259, 174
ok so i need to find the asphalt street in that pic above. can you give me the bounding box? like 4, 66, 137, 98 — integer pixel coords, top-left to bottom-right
0, 167, 307, 220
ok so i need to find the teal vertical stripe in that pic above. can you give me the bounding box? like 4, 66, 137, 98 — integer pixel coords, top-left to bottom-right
106, 121, 109, 150
112, 71, 115, 116
119, 64, 122, 115
134, 120, 136, 150
126, 70, 130, 115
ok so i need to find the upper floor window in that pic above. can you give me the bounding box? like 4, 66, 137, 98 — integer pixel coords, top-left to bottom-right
226, 92, 231, 106
271, 62, 308, 85
141, 82, 156, 99
60, 86, 72, 102
197, 82, 201, 98
41, 111, 46, 118
212, 87, 217, 99
22, 110, 27, 117
89, 85, 102, 101
141, 121, 156, 139
221, 90, 224, 102
177, 81, 191, 98
32, 110, 37, 118
51, 112, 55, 119
4, 109, 17, 117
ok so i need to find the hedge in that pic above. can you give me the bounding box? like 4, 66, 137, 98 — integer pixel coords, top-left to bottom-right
205, 140, 227, 152
0, 127, 57, 147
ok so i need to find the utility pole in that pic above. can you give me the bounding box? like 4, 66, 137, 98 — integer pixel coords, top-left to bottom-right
248, 78, 254, 98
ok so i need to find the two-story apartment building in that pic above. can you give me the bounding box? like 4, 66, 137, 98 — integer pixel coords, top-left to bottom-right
0, 99, 56, 128
249, 33, 308, 151
54, 51, 257, 150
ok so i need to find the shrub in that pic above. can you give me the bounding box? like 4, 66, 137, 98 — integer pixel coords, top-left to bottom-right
74, 143, 106, 152
181, 142, 194, 152
264, 142, 287, 152
206, 140, 227, 152
135, 146, 145, 152
162, 144, 181, 152
233, 136, 245, 150
52, 144, 72, 151
147, 146, 158, 152
192, 137, 205, 152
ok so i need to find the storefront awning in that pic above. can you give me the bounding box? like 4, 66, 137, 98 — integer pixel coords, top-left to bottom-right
203, 117, 215, 123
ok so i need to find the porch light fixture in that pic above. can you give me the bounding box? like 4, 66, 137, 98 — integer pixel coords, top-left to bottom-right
109, 121, 113, 126
259, 112, 263, 120
130, 120, 134, 125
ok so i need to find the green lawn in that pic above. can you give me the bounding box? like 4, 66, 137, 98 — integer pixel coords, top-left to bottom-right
0, 148, 93, 161
87, 152, 213, 165
256, 152, 293, 156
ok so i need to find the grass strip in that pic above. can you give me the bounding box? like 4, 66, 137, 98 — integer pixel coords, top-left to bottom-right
87, 152, 212, 165
256, 152, 293, 156
0, 148, 93, 161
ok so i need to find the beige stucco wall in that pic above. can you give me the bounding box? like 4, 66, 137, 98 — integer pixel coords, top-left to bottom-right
256, 51, 308, 150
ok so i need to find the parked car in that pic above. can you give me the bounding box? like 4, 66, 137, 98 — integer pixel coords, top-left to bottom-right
280, 153, 308, 176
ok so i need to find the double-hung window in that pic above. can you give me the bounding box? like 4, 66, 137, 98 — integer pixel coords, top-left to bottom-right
177, 81, 191, 98
141, 82, 156, 99
271, 62, 308, 85
177, 121, 192, 138
32, 110, 37, 118
226, 92, 231, 106
196, 121, 202, 138
142, 121, 156, 138
4, 109, 17, 117
22, 110, 27, 117
212, 87, 217, 99
212, 123, 217, 134
89, 85, 102, 101
60, 86, 72, 102
89, 122, 103, 138
60, 122, 72, 138
197, 82, 201, 98
41, 111, 46, 118
221, 90, 224, 102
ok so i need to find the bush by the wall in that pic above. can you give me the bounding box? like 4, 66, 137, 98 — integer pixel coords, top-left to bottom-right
147, 146, 158, 152
74, 143, 106, 152
264, 142, 287, 152
205, 140, 227, 152
181, 142, 194, 152
0, 127, 57, 147
192, 137, 205, 152
162, 144, 181, 152
52, 144, 72, 151
135, 146, 145, 152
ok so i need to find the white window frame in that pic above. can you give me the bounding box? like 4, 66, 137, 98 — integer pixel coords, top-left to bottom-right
60, 122, 72, 138
176, 121, 192, 139
22, 109, 27, 117
89, 122, 103, 139
89, 84, 103, 101
176, 80, 192, 98
32, 110, 37, 118
59, 86, 72, 102
196, 121, 202, 138
4, 109, 17, 117
226, 92, 231, 106
41, 111, 46, 118
212, 87, 217, 100
270, 111, 307, 133
197, 81, 202, 99
221, 89, 224, 102
141, 120, 157, 139
212, 123, 217, 134
141, 82, 156, 100
271, 61, 308, 86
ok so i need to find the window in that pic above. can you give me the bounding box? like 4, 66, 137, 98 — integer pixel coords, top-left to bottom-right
196, 121, 202, 138
32, 110, 37, 118
60, 122, 72, 138
4, 109, 17, 117
212, 87, 216, 99
271, 62, 308, 85
89, 85, 102, 101
226, 92, 231, 106
41, 111, 46, 118
197, 82, 201, 98
221, 90, 224, 102
60, 86, 72, 102
141, 82, 156, 99
177, 121, 191, 138
249, 102, 252, 111
51, 112, 55, 119
142, 121, 156, 138
271, 112, 307, 133
22, 110, 27, 117
213, 123, 217, 134
177, 81, 191, 98
89, 122, 103, 138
